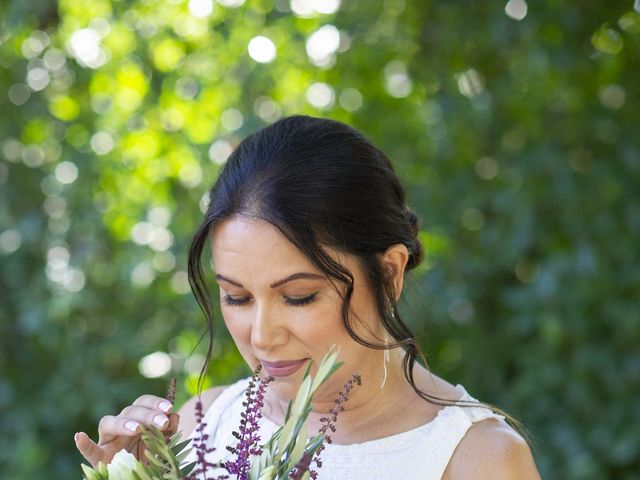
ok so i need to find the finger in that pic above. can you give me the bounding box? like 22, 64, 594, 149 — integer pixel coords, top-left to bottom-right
113, 406, 172, 432
98, 414, 143, 442
131, 394, 173, 413
75, 431, 104, 468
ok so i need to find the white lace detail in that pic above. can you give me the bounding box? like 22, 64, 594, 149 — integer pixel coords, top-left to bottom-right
186, 378, 505, 480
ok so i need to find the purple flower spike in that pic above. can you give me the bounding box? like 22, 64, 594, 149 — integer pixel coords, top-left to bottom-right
224, 365, 274, 480
185, 398, 229, 480
306, 373, 362, 478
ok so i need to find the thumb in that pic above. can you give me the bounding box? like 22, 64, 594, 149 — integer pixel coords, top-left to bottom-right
75, 431, 104, 468
165, 412, 180, 438
168, 413, 180, 434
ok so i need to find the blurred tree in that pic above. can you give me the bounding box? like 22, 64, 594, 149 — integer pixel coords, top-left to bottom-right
1, 0, 638, 478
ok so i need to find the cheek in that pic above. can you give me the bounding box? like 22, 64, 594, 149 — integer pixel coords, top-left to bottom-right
221, 309, 252, 344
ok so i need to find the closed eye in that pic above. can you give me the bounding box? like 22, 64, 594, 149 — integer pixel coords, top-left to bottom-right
222, 295, 250, 307
222, 293, 318, 307
285, 293, 318, 307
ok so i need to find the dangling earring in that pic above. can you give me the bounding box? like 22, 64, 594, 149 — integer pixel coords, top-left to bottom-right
380, 334, 390, 389
380, 301, 394, 389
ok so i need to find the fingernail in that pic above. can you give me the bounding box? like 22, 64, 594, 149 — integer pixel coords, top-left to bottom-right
74, 433, 79, 442
159, 401, 172, 413
153, 415, 168, 427
125, 421, 139, 432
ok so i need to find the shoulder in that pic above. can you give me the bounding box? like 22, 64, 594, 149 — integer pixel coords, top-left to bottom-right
177, 385, 227, 438
442, 417, 541, 480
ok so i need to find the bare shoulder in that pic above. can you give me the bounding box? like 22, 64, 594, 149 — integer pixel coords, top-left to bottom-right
176, 385, 227, 438
442, 417, 541, 480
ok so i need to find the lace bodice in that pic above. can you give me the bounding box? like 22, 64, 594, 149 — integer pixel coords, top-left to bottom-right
185, 378, 505, 480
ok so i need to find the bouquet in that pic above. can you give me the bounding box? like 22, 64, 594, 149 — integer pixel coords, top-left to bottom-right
81, 346, 360, 480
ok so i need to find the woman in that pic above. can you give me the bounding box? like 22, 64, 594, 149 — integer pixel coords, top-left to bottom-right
75, 115, 541, 479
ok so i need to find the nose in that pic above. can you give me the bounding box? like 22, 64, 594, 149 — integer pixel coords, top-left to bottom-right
250, 303, 288, 352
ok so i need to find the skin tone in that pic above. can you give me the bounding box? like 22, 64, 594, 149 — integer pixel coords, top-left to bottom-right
75, 215, 540, 479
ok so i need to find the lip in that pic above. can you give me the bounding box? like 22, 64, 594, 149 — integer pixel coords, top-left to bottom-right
260, 358, 309, 377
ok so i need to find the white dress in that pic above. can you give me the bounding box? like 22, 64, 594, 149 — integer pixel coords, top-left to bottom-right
186, 377, 505, 480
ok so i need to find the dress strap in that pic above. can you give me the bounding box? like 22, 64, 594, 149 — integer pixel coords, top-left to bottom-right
427, 387, 505, 479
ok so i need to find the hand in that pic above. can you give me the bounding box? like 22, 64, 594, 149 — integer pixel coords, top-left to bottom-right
74, 394, 180, 467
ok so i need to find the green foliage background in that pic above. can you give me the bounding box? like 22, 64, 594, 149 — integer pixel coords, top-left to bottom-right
1, 0, 638, 478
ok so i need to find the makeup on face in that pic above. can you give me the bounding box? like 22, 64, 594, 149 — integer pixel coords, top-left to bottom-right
260, 358, 309, 377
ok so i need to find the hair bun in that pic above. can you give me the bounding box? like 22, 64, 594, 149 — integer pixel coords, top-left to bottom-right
404, 209, 424, 271
406, 209, 420, 237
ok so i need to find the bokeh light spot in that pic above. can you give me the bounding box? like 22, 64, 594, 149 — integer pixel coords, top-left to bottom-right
475, 156, 499, 180
315, 0, 341, 14
171, 271, 191, 294
339, 88, 363, 112
457, 68, 485, 98
248, 36, 277, 63
505, 0, 528, 21
0, 229, 22, 254
138, 351, 172, 378
384, 61, 413, 98
178, 162, 203, 188
221, 108, 244, 131
148, 228, 174, 252
161, 107, 185, 132
218, 0, 246, 7
148, 206, 172, 228
209, 140, 233, 165
49, 95, 80, 121
153, 251, 176, 272
43, 197, 67, 219
21, 145, 45, 168
306, 82, 335, 110
21, 30, 50, 59
291, 0, 340, 17
599, 84, 626, 110
8, 84, 31, 105
306, 25, 340, 67
188, 0, 214, 18
90, 131, 115, 155
174, 77, 199, 100
27, 67, 50, 91
67, 28, 108, 68
41, 175, 64, 196
253, 96, 281, 122
131, 261, 155, 287
43, 48, 66, 71
2, 139, 23, 162
64, 269, 86, 292
54, 161, 79, 184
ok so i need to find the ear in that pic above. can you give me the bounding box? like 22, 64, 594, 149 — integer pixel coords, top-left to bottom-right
381, 243, 410, 301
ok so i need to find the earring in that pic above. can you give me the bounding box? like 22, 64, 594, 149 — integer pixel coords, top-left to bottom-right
380, 335, 390, 389
380, 301, 394, 389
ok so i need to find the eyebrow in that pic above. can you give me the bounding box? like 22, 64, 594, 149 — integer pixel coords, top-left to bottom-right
215, 272, 325, 289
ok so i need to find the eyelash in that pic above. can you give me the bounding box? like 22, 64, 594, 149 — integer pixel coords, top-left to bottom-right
222, 293, 318, 307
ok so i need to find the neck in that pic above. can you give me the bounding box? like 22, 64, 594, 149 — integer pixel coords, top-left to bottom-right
262, 349, 418, 441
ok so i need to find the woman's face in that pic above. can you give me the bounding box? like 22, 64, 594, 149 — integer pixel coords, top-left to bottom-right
211, 216, 384, 402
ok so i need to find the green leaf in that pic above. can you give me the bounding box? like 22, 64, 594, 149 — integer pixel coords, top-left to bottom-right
310, 346, 341, 392
291, 375, 313, 417
257, 464, 277, 480
287, 418, 309, 470
180, 461, 197, 476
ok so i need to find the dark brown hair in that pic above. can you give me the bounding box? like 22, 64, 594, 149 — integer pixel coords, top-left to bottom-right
188, 115, 527, 433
